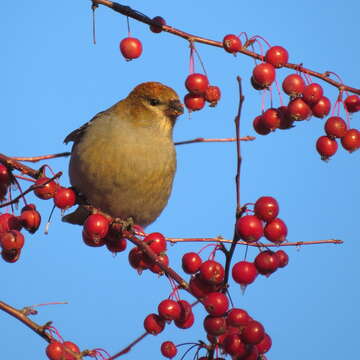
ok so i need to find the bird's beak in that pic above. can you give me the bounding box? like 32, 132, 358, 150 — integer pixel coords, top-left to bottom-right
166, 100, 184, 118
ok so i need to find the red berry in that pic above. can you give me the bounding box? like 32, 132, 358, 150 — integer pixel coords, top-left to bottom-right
277, 106, 294, 129
199, 260, 225, 285
0, 230, 25, 251
223, 334, 247, 357
265, 46, 289, 68
144, 232, 166, 254
144, 313, 165, 335
150, 16, 166, 33
128, 247, 148, 271
226, 308, 251, 327
324, 116, 347, 139
288, 98, 312, 121
203, 292, 229, 316
46, 341, 64, 360
185, 73, 209, 95
82, 230, 105, 247
302, 83, 324, 105
316, 136, 338, 160
275, 249, 289, 268
161, 341, 177, 358
0, 213, 22, 232
1, 248, 21, 263
105, 236, 127, 253
282, 74, 305, 97
158, 299, 181, 321
344, 95, 360, 113
63, 341, 80, 360
241, 345, 260, 360
256, 333, 272, 354
184, 93, 205, 111
203, 315, 227, 336
253, 115, 271, 135
262, 108, 282, 131
205, 86, 221, 107
34, 177, 58, 200
0, 183, 7, 201
174, 311, 194, 329
254, 196, 279, 222
83, 214, 109, 240
341, 129, 360, 153
148, 253, 169, 274
20, 205, 41, 234
252, 63, 276, 88
254, 250, 279, 275
0, 164, 11, 185
182, 252, 202, 274
236, 215, 263, 243
177, 300, 193, 322
241, 320, 265, 345
251, 76, 267, 90
232, 261, 258, 285
54, 187, 76, 210
119, 37, 142, 60
189, 273, 217, 298
264, 218, 288, 243
311, 96, 331, 118
223, 34, 242, 54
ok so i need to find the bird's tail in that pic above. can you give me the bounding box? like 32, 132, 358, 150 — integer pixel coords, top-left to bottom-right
62, 206, 90, 225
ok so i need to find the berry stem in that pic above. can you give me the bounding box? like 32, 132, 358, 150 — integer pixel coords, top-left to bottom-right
174, 136, 255, 145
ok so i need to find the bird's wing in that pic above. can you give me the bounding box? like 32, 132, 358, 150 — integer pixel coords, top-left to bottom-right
63, 111, 106, 145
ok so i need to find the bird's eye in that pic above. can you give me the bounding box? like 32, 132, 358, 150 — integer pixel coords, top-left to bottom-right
149, 98, 161, 106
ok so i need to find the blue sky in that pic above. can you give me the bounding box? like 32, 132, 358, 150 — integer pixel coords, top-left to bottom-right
1, 1, 360, 359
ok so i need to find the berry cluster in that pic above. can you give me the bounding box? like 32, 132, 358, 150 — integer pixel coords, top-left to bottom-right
46, 340, 80, 360
184, 73, 221, 111
0, 166, 78, 263
144, 298, 194, 335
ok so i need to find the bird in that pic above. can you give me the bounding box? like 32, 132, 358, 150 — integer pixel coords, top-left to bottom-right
62, 82, 183, 227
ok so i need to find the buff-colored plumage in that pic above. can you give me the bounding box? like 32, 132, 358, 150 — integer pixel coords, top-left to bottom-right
63, 82, 183, 227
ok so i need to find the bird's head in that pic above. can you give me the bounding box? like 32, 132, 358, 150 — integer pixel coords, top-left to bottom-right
125, 82, 183, 134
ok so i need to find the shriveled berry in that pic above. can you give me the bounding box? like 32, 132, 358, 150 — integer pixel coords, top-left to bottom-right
205, 86, 221, 106
20, 205, 41, 233
150, 16, 166, 33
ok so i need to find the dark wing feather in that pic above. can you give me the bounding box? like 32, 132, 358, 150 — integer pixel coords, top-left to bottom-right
63, 111, 106, 145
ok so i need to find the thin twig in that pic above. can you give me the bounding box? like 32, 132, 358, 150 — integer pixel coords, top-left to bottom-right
174, 136, 255, 146
10, 152, 71, 163
0, 301, 52, 342
107, 332, 148, 359
166, 237, 343, 247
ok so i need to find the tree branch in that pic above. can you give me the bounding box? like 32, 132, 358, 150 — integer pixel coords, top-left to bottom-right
92, 0, 360, 95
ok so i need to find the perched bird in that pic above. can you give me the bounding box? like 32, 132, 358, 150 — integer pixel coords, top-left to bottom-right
63, 82, 183, 227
